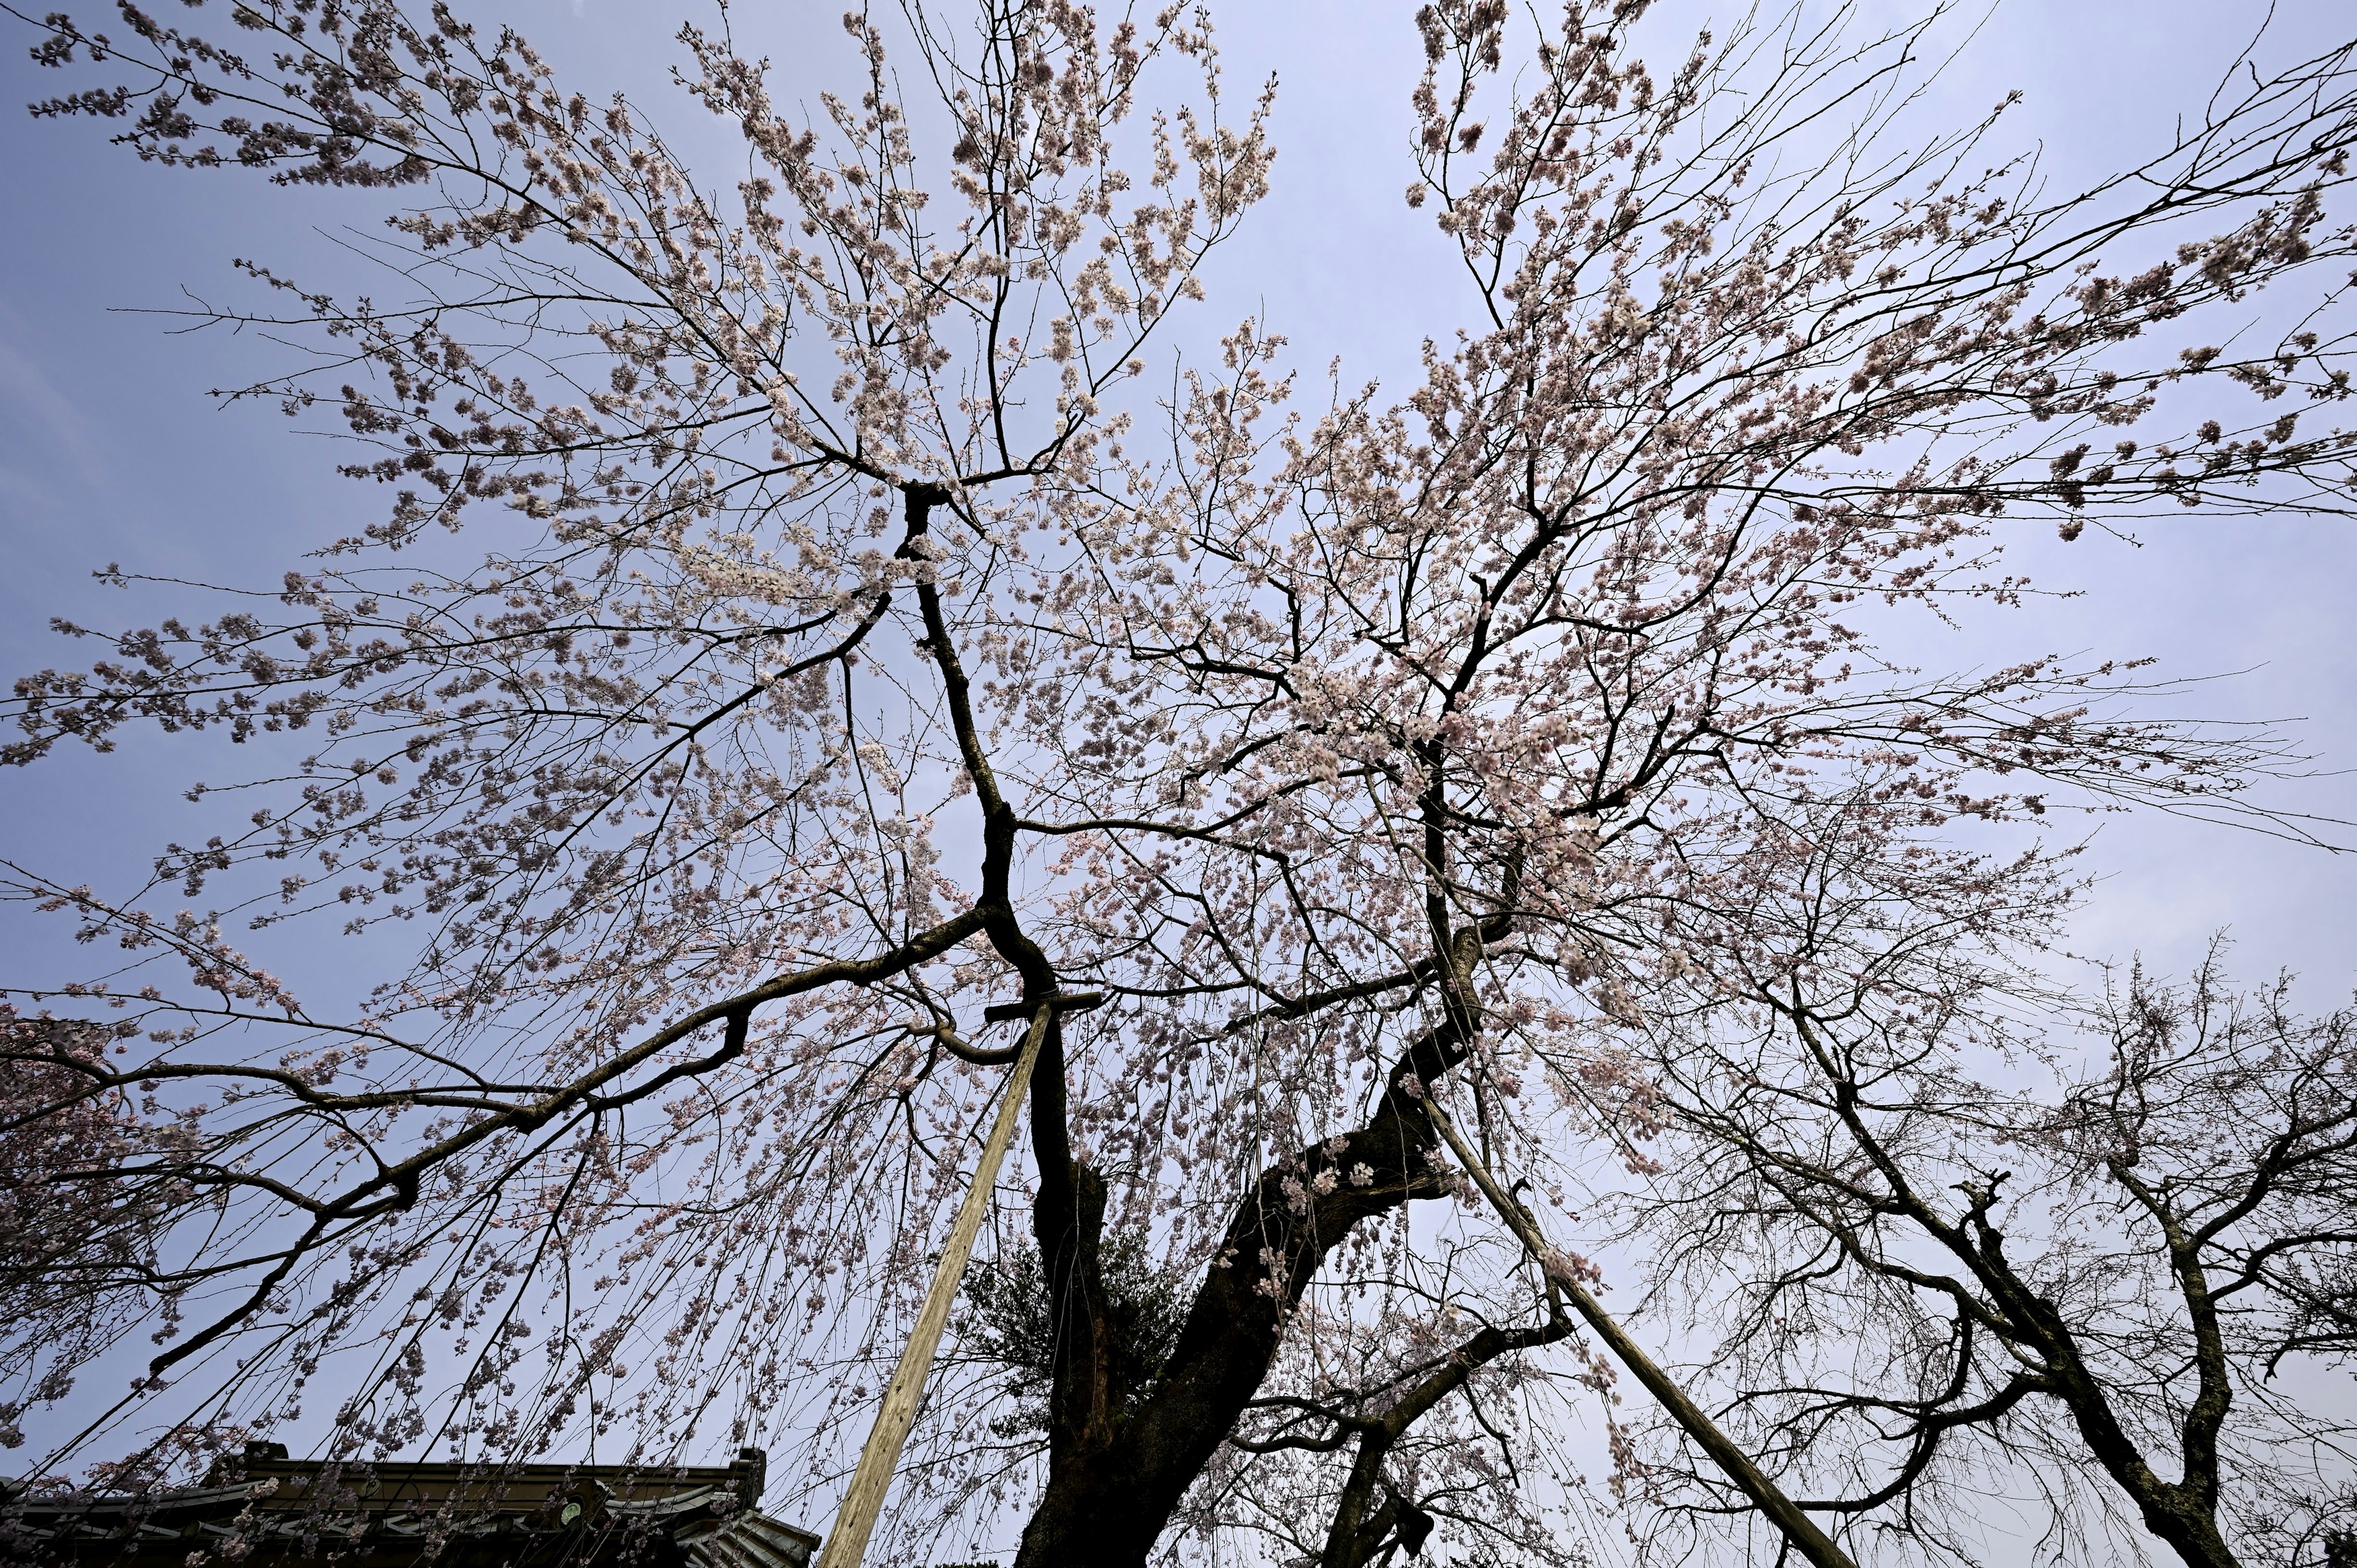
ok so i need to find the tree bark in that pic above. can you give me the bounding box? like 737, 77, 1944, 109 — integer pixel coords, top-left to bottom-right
1010, 1021, 1471, 1568
1315, 1313, 1571, 1568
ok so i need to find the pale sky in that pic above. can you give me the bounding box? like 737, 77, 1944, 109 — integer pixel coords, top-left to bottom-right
3, 0, 2350, 1010
1, 1, 2353, 1549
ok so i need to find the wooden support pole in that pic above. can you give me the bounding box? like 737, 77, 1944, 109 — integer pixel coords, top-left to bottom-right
811, 995, 1078, 1568
1424, 1099, 1858, 1568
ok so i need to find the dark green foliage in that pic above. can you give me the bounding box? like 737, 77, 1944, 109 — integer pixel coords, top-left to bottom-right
959, 1233, 1187, 1439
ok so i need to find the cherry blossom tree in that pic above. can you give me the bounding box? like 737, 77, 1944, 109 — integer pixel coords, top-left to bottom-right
0, 1019, 203, 1456
2, 0, 2353, 1564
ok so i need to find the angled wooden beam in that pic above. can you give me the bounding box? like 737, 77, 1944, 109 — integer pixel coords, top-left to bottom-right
1424, 1098, 1858, 1568
811, 995, 1076, 1568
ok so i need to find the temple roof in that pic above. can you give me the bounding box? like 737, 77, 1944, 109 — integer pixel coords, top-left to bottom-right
3, 1444, 820, 1568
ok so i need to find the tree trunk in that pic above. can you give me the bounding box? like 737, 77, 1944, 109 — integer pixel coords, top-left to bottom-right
1010, 1025, 1467, 1568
